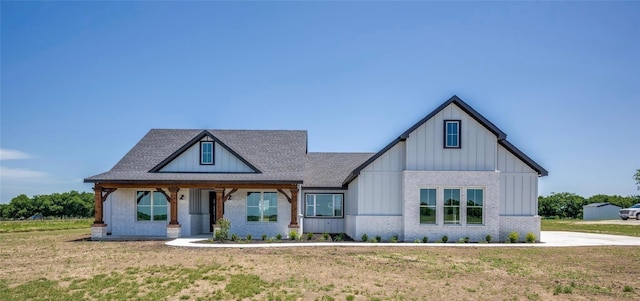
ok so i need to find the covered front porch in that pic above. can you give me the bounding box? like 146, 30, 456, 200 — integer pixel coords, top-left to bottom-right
91, 182, 301, 239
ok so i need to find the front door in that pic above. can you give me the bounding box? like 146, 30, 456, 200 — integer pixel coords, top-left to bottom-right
209, 191, 216, 232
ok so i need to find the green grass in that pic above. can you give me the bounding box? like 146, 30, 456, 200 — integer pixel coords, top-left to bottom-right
0, 218, 92, 233
542, 219, 640, 237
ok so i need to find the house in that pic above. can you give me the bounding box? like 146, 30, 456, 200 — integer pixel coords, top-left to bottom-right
85, 95, 547, 242
583, 203, 621, 220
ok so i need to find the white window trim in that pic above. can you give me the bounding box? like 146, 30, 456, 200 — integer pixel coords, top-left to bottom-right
466, 187, 485, 226
419, 188, 437, 225
443, 187, 462, 225
444, 120, 461, 148
246, 191, 278, 223
136, 191, 168, 222
305, 193, 344, 218
200, 141, 214, 165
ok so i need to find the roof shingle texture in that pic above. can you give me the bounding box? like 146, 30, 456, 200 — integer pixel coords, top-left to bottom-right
304, 152, 374, 187
85, 129, 309, 183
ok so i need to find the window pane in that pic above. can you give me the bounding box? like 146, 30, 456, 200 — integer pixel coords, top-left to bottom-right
154, 205, 167, 221
306, 204, 315, 217
247, 207, 260, 222
467, 189, 483, 206
137, 206, 151, 221
137, 191, 150, 206
306, 195, 314, 206
315, 195, 333, 217
444, 189, 460, 206
444, 207, 460, 224
420, 189, 436, 206
247, 192, 260, 206
467, 207, 483, 224
420, 207, 436, 224
334, 195, 343, 217
201, 142, 213, 164
153, 191, 167, 206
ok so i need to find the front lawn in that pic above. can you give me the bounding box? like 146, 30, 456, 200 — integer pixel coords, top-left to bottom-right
0, 218, 92, 233
541, 219, 640, 237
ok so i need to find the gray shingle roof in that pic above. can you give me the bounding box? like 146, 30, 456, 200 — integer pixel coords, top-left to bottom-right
85, 129, 308, 184
304, 152, 375, 188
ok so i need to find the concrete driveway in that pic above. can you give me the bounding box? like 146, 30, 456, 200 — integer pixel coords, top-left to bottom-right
540, 231, 640, 247
166, 231, 640, 248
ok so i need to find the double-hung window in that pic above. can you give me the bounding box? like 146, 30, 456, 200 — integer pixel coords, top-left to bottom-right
466, 189, 484, 224
136, 191, 168, 221
444, 120, 461, 148
247, 192, 277, 222
443, 189, 461, 224
305, 194, 343, 217
200, 141, 214, 165
419, 189, 437, 224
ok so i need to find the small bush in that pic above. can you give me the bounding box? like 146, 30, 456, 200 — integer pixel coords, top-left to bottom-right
413, 238, 421, 243
375, 235, 381, 243
525, 232, 536, 243
318, 235, 326, 242
463, 236, 470, 243
623, 285, 634, 292
261, 233, 267, 241
334, 233, 344, 242
508, 231, 520, 243
422, 236, 428, 243
246, 234, 252, 241
230, 233, 238, 241
390, 234, 398, 243
361, 233, 368, 242
213, 217, 231, 242
485, 234, 493, 243
275, 233, 283, 240
441, 235, 449, 243
289, 230, 298, 240
322, 232, 330, 240
306, 232, 313, 240
368, 238, 378, 243
456, 237, 466, 243
266, 237, 276, 243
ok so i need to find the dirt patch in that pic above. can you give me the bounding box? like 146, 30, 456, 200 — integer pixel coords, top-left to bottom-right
1, 229, 639, 300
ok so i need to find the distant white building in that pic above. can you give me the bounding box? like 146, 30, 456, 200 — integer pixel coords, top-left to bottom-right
85, 95, 548, 242
583, 203, 621, 220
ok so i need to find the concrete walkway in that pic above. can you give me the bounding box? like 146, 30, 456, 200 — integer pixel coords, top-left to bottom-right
165, 231, 640, 248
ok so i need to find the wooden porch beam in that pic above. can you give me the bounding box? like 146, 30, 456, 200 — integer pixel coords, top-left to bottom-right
289, 188, 299, 227
277, 189, 292, 203
215, 188, 224, 224
223, 188, 237, 203
168, 187, 179, 225
94, 182, 299, 189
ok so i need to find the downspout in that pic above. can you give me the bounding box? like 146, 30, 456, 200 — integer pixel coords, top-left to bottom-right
298, 184, 304, 236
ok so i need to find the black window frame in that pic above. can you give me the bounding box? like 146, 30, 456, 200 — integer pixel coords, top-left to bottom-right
200, 141, 215, 165
443, 120, 461, 149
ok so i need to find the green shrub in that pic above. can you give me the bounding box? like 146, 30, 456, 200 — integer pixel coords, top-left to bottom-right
230, 233, 238, 241
413, 238, 421, 243
322, 232, 330, 240
623, 285, 634, 292
525, 232, 536, 243
508, 231, 519, 243
275, 233, 283, 240
441, 235, 448, 243
346, 295, 355, 301
213, 217, 231, 242
246, 234, 252, 241
261, 233, 267, 241
289, 230, 298, 240
485, 234, 493, 243
369, 238, 378, 243
422, 236, 428, 243
390, 234, 398, 243
456, 237, 466, 243
361, 233, 368, 242
334, 233, 344, 242
375, 235, 381, 243
306, 232, 313, 240
463, 236, 470, 243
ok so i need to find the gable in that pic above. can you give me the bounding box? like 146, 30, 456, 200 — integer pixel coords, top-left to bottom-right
152, 131, 258, 173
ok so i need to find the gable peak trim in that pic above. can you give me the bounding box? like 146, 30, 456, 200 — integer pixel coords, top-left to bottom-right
149, 130, 261, 173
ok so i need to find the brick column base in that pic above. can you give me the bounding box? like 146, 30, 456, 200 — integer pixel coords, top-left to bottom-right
91, 224, 108, 239
167, 224, 182, 238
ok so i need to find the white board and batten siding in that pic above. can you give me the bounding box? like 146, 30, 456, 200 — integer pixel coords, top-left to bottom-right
497, 145, 538, 216
302, 189, 346, 234
406, 103, 497, 172
356, 141, 405, 215
160, 136, 254, 172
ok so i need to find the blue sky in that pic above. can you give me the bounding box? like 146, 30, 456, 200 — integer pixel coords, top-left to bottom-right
1, 2, 639, 203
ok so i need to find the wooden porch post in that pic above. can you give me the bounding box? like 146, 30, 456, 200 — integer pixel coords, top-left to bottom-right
215, 188, 224, 223
93, 185, 104, 224
169, 187, 179, 225
289, 188, 299, 227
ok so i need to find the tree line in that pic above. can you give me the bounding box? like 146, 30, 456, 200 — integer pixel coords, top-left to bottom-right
0, 191, 94, 219
538, 192, 640, 219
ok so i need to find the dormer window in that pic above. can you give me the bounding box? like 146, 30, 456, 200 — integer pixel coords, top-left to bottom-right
444, 120, 461, 148
200, 141, 214, 165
